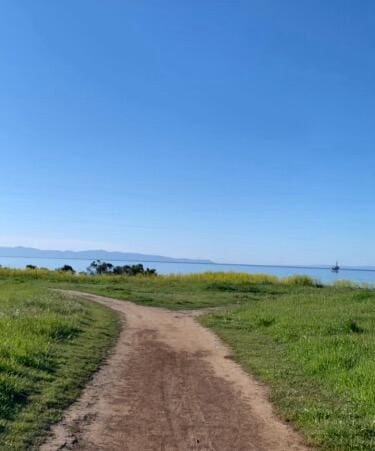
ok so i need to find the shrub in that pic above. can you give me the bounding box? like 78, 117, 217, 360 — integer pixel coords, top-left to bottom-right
283, 275, 319, 286
332, 280, 361, 289
56, 265, 75, 273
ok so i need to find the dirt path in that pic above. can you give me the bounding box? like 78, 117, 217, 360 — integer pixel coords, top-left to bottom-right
41, 291, 308, 451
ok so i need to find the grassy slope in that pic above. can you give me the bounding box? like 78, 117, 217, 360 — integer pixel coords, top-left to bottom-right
1, 269, 375, 449
0, 280, 120, 450
0, 267, 303, 310
54, 273, 375, 450
202, 287, 375, 450
51, 272, 299, 309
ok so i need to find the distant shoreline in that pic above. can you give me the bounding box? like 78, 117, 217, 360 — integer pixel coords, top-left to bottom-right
0, 253, 374, 273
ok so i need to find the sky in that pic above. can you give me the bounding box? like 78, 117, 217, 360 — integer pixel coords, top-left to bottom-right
0, 0, 374, 266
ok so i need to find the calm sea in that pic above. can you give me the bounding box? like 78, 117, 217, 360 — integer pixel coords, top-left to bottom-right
0, 257, 375, 285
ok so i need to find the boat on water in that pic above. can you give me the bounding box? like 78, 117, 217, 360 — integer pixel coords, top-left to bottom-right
331, 261, 340, 272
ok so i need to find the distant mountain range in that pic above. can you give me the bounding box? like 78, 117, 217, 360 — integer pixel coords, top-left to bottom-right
0, 246, 213, 264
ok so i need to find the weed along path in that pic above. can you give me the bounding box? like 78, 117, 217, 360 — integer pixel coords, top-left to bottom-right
41, 291, 307, 451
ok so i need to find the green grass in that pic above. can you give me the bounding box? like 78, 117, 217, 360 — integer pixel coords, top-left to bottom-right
201, 286, 375, 450
23, 270, 319, 309
0, 280, 120, 450
1, 268, 375, 449
57, 271, 375, 449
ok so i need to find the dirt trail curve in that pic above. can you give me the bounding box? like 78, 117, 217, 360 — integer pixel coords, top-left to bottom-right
41, 291, 308, 451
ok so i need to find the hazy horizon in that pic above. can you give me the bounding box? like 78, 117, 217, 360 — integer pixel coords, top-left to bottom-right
0, 245, 373, 269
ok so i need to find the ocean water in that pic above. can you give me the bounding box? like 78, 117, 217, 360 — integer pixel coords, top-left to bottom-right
0, 257, 375, 285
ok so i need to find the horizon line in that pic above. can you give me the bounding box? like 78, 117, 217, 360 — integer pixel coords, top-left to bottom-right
0, 254, 374, 273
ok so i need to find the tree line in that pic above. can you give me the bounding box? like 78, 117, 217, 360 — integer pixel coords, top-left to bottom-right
87, 260, 157, 276
25, 261, 157, 276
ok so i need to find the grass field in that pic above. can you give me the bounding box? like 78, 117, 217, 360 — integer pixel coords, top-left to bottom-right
32, 269, 322, 309
52, 270, 375, 450
0, 280, 120, 450
201, 285, 375, 450
0, 268, 374, 449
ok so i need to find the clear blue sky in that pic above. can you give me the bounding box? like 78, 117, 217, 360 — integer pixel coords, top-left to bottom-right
1, 0, 374, 265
